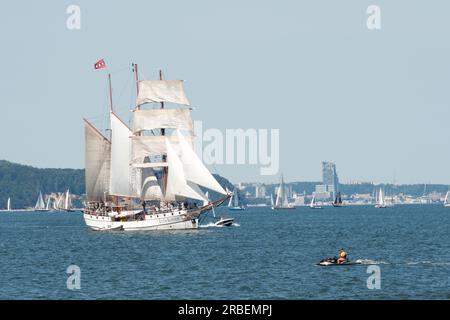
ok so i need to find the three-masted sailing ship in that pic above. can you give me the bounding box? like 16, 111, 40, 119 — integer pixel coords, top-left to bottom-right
83, 64, 230, 231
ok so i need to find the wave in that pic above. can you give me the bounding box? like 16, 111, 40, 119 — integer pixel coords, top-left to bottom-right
405, 261, 450, 266
200, 222, 240, 228
354, 259, 389, 265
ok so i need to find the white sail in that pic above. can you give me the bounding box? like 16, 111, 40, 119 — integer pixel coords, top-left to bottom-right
35, 192, 45, 210
7, 197, 11, 211
176, 130, 227, 196
275, 176, 286, 207
133, 108, 194, 133
140, 162, 164, 201
310, 195, 315, 207
131, 135, 193, 164
84, 120, 111, 202
64, 189, 72, 210
46, 197, 50, 210
136, 80, 190, 106
233, 189, 239, 207
110, 112, 140, 198
444, 191, 450, 205
270, 194, 274, 207
164, 138, 206, 202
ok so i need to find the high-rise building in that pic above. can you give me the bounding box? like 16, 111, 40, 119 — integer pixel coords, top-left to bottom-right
322, 161, 339, 199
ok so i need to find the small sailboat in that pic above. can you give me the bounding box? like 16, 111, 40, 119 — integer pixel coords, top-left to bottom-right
35, 191, 50, 212
63, 189, 75, 212
332, 192, 344, 207
444, 191, 450, 207
228, 188, 245, 211
375, 187, 387, 208
272, 175, 295, 210
1, 197, 12, 212
309, 194, 323, 209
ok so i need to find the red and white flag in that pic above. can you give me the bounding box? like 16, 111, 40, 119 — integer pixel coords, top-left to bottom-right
94, 59, 106, 70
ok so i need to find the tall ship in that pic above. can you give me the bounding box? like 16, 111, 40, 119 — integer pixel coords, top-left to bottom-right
56, 189, 75, 212
272, 175, 295, 210
375, 187, 387, 208
83, 65, 230, 231
332, 191, 344, 207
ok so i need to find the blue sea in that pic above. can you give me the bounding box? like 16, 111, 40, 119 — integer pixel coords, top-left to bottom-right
0, 204, 449, 299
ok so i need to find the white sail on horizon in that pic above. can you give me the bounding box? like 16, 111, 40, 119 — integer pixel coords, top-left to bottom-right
35, 191, 45, 210
7, 197, 11, 211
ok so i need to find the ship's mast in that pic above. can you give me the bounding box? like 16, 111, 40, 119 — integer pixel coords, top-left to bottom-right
108, 73, 113, 112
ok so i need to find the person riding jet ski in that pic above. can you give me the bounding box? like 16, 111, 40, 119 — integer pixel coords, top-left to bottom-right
337, 248, 348, 264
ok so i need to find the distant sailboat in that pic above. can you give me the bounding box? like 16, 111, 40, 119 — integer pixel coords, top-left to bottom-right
35, 191, 49, 212
7, 197, 11, 211
375, 187, 387, 208
228, 188, 245, 211
332, 192, 344, 207
444, 191, 450, 207
272, 175, 295, 210
58, 189, 75, 212
310, 194, 323, 209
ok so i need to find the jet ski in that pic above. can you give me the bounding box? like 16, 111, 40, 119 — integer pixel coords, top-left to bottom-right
317, 257, 362, 266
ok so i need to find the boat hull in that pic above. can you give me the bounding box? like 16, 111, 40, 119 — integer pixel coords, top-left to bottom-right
228, 207, 245, 211
272, 206, 296, 210
83, 209, 202, 231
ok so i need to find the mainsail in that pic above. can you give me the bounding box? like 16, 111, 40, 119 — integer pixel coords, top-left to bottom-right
84, 119, 111, 202
7, 197, 11, 211
109, 112, 140, 198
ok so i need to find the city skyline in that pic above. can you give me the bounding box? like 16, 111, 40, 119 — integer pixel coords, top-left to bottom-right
1, 1, 450, 184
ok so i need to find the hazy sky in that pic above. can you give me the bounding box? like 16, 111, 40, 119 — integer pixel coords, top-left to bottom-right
1, 1, 450, 184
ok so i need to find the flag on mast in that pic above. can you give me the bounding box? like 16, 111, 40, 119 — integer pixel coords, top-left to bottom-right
94, 59, 106, 70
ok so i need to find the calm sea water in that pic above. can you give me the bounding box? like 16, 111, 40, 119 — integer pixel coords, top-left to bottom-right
0, 204, 449, 299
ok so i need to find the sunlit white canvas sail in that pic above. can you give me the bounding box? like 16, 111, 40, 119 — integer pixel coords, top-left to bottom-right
84, 119, 111, 202
164, 138, 206, 202
110, 112, 140, 198
133, 108, 194, 133
136, 80, 190, 106
7, 197, 11, 211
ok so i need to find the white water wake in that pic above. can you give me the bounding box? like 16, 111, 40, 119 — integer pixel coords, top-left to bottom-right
354, 259, 389, 265
200, 222, 240, 228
